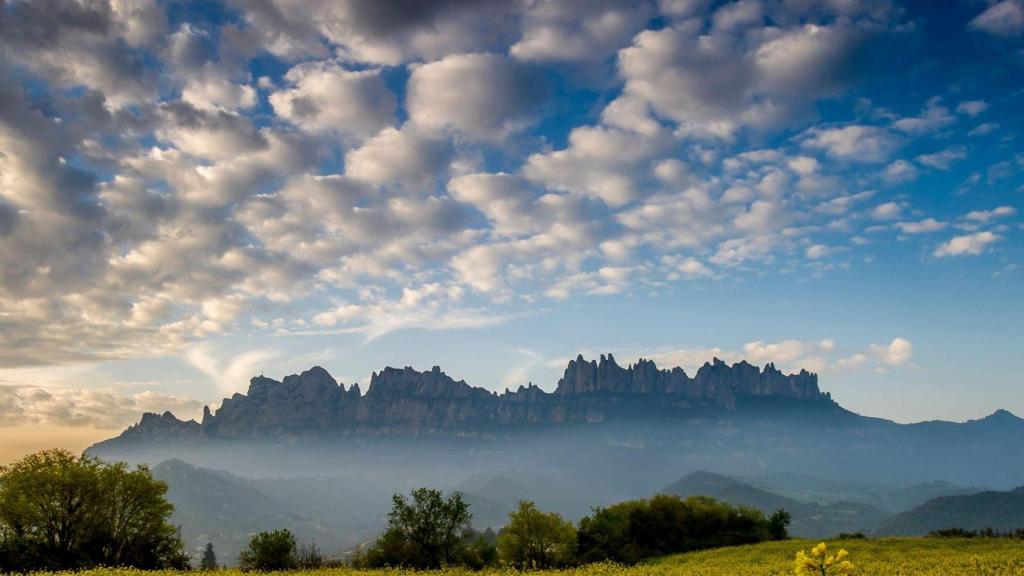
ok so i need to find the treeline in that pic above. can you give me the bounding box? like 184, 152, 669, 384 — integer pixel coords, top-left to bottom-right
348, 488, 791, 570
1, 450, 789, 573
929, 527, 1024, 539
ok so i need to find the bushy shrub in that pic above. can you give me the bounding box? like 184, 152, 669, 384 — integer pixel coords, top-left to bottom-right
497, 501, 576, 569
576, 494, 776, 564
238, 529, 297, 571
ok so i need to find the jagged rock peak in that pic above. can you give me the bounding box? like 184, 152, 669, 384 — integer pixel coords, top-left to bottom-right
106, 354, 828, 442
556, 353, 821, 400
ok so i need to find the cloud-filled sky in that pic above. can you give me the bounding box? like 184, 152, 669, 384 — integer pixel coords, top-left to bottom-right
0, 0, 1022, 458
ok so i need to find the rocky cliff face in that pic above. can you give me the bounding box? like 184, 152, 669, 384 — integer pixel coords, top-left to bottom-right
112, 354, 827, 440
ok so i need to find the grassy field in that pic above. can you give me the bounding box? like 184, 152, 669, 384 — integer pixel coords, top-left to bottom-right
36, 538, 1024, 576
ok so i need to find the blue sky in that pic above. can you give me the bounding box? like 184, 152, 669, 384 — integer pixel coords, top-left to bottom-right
0, 0, 1022, 459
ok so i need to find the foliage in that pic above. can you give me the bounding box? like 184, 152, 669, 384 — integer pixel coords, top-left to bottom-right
297, 542, 326, 569
238, 529, 297, 571
359, 488, 473, 569
794, 541, 854, 575
461, 528, 498, 570
0, 449, 188, 572
576, 494, 774, 564
201, 542, 218, 570
13, 537, 1024, 575
929, 527, 1024, 538
768, 509, 792, 540
496, 501, 576, 569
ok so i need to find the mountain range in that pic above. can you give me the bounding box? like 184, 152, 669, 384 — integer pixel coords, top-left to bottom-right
91, 354, 1024, 489
98, 354, 824, 441
85, 352, 1024, 560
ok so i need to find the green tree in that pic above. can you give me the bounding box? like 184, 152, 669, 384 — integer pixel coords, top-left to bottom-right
0, 449, 187, 572
497, 501, 576, 569
361, 488, 472, 569
200, 542, 218, 570
768, 509, 792, 540
576, 494, 774, 565
238, 529, 297, 571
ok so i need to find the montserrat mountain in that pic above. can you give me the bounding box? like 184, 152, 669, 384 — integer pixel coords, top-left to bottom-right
107, 354, 827, 441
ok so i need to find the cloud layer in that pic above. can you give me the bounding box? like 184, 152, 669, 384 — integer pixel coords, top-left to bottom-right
0, 0, 1019, 426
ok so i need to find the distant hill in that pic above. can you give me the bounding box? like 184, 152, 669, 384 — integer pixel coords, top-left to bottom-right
664, 472, 888, 537
742, 472, 983, 513
878, 487, 1024, 535
151, 459, 387, 564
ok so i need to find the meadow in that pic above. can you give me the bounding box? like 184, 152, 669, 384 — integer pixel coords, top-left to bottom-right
29, 538, 1024, 576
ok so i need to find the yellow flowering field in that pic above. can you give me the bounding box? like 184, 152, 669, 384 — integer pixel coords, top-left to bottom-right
30, 538, 1024, 576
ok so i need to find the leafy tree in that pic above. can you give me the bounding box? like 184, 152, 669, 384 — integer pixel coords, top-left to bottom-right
200, 542, 218, 570
361, 488, 472, 569
768, 509, 792, 540
576, 494, 774, 565
0, 449, 187, 572
238, 529, 297, 571
462, 528, 498, 570
497, 501, 576, 569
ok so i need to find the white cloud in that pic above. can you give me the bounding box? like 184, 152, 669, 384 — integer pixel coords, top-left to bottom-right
883, 159, 919, 184
891, 101, 955, 135
970, 0, 1024, 37
407, 53, 544, 139
185, 346, 281, 395
896, 218, 946, 234
965, 206, 1017, 223
916, 148, 967, 170
802, 125, 899, 162
0, 385, 203, 429
956, 100, 989, 117
870, 337, 913, 366
934, 231, 1003, 257
511, 1, 652, 65
645, 336, 913, 375
270, 62, 396, 136
871, 202, 902, 220
182, 76, 257, 112
615, 16, 878, 138
345, 127, 452, 185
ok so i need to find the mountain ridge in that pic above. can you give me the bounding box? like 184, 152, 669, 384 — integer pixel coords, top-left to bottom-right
101, 353, 829, 442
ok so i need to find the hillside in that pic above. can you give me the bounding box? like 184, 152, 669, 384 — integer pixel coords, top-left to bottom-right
878, 487, 1024, 535
664, 472, 888, 536
743, 472, 983, 513
151, 460, 386, 563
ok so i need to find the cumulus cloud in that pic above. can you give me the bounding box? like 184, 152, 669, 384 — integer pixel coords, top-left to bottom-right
870, 337, 913, 366
896, 218, 946, 234
964, 206, 1017, 223
871, 202, 902, 220
646, 336, 913, 375
345, 126, 453, 185
0, 0, 1011, 377
407, 53, 545, 139
969, 0, 1024, 37
801, 125, 899, 162
511, 0, 652, 66
613, 8, 883, 138
270, 62, 396, 136
883, 159, 918, 184
917, 148, 967, 171
934, 231, 1003, 257
0, 385, 202, 429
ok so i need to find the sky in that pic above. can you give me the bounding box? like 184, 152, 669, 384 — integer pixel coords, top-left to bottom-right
0, 0, 1023, 464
